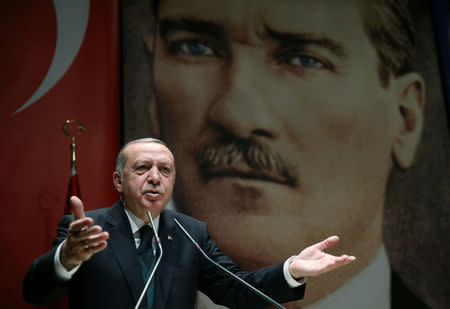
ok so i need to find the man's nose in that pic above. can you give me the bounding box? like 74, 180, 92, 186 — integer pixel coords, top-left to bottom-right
146, 166, 161, 185
206, 49, 281, 140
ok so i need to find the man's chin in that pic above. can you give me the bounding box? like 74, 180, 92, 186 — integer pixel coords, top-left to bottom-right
142, 200, 165, 214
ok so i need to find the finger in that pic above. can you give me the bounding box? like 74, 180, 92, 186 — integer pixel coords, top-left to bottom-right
86, 240, 108, 254
330, 255, 355, 269
83, 231, 109, 245
334, 257, 346, 269
79, 225, 104, 238
343, 255, 356, 265
314, 235, 339, 251
83, 232, 110, 248
70, 225, 105, 246
68, 217, 94, 236
71, 196, 85, 220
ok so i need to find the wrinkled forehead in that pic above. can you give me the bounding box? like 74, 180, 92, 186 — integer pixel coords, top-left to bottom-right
124, 142, 175, 166
157, 0, 367, 45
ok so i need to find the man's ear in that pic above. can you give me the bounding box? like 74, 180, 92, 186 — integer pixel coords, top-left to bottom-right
113, 172, 123, 192
391, 72, 425, 169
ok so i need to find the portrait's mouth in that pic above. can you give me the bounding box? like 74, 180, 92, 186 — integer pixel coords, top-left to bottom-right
195, 138, 298, 188
200, 164, 296, 187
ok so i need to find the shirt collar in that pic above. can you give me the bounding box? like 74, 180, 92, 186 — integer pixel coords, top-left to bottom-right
123, 207, 160, 235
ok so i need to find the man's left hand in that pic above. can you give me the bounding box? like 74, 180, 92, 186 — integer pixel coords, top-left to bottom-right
289, 236, 355, 279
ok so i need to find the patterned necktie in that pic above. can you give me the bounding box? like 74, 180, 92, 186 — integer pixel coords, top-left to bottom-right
137, 225, 154, 267
137, 225, 155, 309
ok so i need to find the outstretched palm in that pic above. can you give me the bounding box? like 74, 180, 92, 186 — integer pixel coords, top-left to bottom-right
289, 236, 355, 278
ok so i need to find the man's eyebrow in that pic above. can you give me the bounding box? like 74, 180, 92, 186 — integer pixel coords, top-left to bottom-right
266, 28, 347, 59
159, 18, 228, 41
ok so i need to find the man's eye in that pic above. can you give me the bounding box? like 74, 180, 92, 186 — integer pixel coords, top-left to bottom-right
136, 165, 149, 173
168, 40, 216, 57
160, 167, 171, 173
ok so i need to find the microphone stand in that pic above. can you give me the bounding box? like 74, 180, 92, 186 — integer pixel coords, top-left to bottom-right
174, 218, 287, 309
134, 211, 164, 309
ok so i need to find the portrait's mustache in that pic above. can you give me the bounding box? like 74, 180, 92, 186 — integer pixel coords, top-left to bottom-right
195, 138, 298, 187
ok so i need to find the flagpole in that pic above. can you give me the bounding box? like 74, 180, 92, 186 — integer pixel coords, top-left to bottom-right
63, 120, 85, 214
48, 120, 85, 309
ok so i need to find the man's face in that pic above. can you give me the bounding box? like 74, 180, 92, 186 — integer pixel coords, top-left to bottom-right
114, 142, 175, 221
152, 0, 398, 284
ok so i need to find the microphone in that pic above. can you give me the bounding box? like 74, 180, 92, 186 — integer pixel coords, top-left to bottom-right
173, 218, 287, 309
134, 211, 164, 309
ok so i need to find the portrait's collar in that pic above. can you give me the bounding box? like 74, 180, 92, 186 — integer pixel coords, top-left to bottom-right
304, 245, 390, 309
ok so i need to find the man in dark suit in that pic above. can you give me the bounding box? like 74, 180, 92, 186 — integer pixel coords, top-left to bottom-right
23, 138, 355, 308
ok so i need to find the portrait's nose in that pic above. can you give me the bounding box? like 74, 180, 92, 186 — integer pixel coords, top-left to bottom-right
146, 166, 161, 185
206, 49, 281, 140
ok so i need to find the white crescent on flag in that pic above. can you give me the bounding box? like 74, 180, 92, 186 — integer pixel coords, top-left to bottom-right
14, 0, 90, 115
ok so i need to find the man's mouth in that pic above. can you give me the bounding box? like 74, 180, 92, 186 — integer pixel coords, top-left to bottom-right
143, 190, 161, 198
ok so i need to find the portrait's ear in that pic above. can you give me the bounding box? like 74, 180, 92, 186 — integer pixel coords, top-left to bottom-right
391, 72, 425, 169
113, 172, 123, 192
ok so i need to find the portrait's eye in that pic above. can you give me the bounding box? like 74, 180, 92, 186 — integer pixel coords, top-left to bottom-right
273, 46, 337, 74
168, 39, 221, 58
278, 53, 327, 69
289, 55, 323, 68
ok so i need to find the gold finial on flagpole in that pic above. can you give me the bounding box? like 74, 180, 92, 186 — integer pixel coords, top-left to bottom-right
63, 120, 85, 170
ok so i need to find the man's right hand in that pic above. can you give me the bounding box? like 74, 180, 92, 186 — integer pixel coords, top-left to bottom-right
60, 196, 109, 271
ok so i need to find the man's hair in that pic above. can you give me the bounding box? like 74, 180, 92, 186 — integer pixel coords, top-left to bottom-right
150, 0, 415, 87
115, 137, 174, 180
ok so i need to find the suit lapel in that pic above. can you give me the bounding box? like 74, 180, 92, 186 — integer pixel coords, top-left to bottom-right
154, 210, 182, 309
103, 205, 184, 309
104, 202, 144, 305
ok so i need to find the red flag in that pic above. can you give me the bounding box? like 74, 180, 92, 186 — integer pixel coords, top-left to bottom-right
65, 165, 81, 214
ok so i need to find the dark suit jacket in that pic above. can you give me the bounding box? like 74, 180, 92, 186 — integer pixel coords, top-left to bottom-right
23, 202, 305, 308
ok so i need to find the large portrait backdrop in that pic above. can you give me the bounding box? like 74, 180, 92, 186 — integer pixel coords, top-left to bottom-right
121, 1, 449, 308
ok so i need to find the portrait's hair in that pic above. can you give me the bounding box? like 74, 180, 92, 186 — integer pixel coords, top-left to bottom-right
115, 137, 172, 180
363, 0, 416, 86
150, 0, 415, 87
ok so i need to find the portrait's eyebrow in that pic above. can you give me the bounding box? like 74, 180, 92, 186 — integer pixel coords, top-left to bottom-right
159, 18, 228, 42
266, 28, 347, 60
